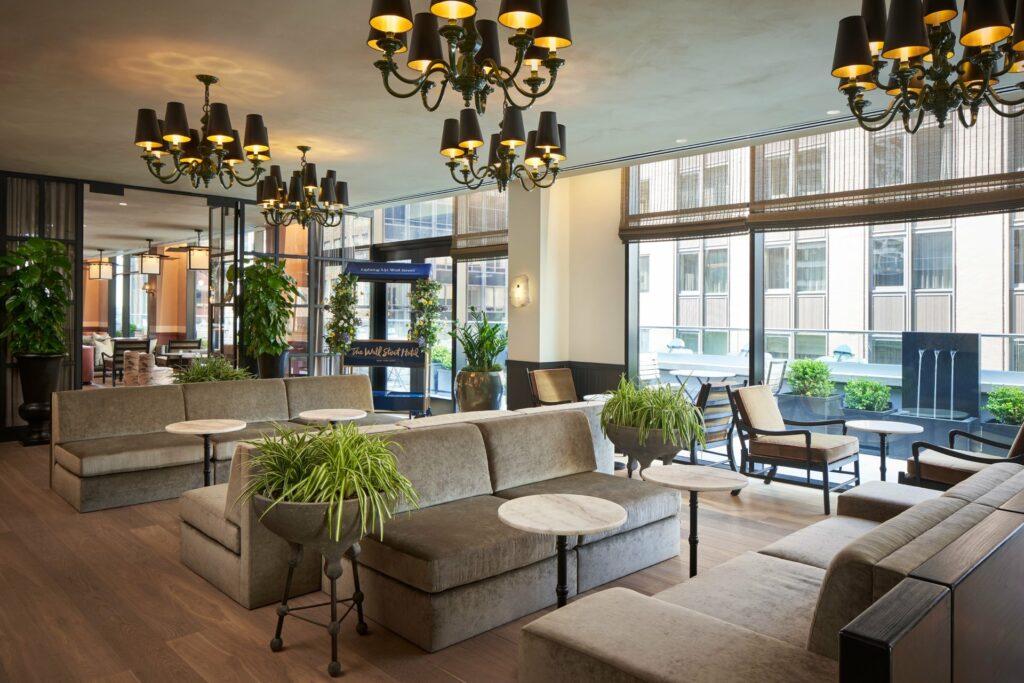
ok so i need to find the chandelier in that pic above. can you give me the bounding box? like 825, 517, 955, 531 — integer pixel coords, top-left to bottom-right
367, 0, 572, 113
831, 0, 1024, 133
440, 107, 566, 191
257, 147, 351, 229
133, 74, 270, 188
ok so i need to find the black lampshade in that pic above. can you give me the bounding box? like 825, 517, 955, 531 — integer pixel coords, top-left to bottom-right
458, 108, 484, 149
162, 101, 190, 144
961, 45, 1001, 84
224, 130, 245, 165
862, 0, 888, 52
288, 172, 303, 204
486, 133, 502, 168
550, 124, 567, 161
180, 129, 202, 163
430, 0, 476, 19
335, 181, 350, 207
206, 102, 234, 144
882, 0, 930, 60
498, 0, 542, 29
535, 111, 560, 151
524, 131, 543, 167
1015, 0, 1024, 50
257, 179, 270, 205
302, 163, 319, 191
270, 164, 284, 187
265, 175, 282, 203
923, 0, 958, 25
832, 16, 875, 78
440, 118, 465, 158
407, 13, 443, 71
370, 0, 414, 33
134, 109, 163, 150
523, 40, 548, 69
534, 0, 572, 49
367, 26, 408, 52
243, 114, 270, 153
500, 107, 527, 148
475, 19, 503, 71
319, 176, 337, 205
961, 0, 1013, 46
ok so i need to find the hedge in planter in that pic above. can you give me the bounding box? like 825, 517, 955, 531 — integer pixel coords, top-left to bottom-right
985, 386, 1024, 426
843, 379, 892, 412
779, 359, 842, 422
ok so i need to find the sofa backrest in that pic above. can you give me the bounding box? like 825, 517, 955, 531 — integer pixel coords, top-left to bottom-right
52, 384, 187, 443
182, 378, 290, 423
515, 402, 614, 474
476, 411, 597, 492
386, 424, 492, 512
733, 384, 786, 432
284, 375, 374, 417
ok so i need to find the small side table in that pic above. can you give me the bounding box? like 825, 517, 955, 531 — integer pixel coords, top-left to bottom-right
298, 408, 368, 427
641, 465, 749, 577
498, 494, 626, 608
166, 419, 246, 487
846, 420, 924, 483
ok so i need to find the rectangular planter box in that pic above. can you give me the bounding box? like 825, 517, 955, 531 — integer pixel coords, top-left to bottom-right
978, 420, 1021, 455
777, 393, 845, 433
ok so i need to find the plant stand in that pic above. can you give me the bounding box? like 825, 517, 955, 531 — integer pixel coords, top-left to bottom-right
271, 541, 368, 678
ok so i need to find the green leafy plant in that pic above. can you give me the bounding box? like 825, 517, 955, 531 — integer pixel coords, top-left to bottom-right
173, 356, 253, 384
231, 257, 300, 357
786, 359, 834, 397
325, 272, 361, 355
600, 376, 705, 447
985, 386, 1024, 425
843, 379, 892, 411
242, 423, 419, 541
409, 278, 445, 349
451, 307, 508, 372
431, 343, 453, 370
0, 238, 72, 354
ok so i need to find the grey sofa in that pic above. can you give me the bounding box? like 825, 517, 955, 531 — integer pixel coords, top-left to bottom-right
519, 464, 1024, 682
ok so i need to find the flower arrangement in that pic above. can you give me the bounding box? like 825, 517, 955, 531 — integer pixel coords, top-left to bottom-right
325, 272, 361, 355
409, 278, 445, 349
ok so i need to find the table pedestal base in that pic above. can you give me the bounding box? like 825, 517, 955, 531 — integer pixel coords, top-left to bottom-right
556, 535, 568, 608
688, 492, 699, 578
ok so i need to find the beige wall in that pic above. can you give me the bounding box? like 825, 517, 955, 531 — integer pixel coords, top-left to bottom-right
153, 250, 186, 336
82, 275, 108, 332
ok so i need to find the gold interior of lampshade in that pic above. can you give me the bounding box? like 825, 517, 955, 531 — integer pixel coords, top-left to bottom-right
924, 9, 957, 25
882, 44, 931, 60
431, 1, 476, 19
441, 146, 465, 158
371, 15, 414, 33
498, 10, 542, 30
832, 63, 876, 79
534, 35, 571, 50
961, 25, 1013, 47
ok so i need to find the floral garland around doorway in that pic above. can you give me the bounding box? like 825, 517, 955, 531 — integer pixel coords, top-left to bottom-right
409, 278, 445, 349
325, 272, 361, 356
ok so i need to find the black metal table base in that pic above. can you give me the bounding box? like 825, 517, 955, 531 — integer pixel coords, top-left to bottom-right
202, 434, 213, 487
556, 535, 569, 608
688, 491, 699, 578
271, 542, 368, 677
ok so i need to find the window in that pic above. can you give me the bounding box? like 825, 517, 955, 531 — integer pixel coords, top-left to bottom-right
638, 178, 651, 213
677, 168, 700, 209
913, 125, 950, 183
766, 334, 791, 360
796, 241, 826, 292
869, 336, 903, 365
639, 254, 650, 293
872, 236, 905, 288
703, 330, 728, 355
129, 272, 148, 337
678, 251, 699, 293
912, 230, 953, 290
870, 135, 905, 186
703, 164, 729, 206
675, 330, 699, 353
1013, 222, 1024, 287
795, 333, 827, 359
704, 247, 728, 294
767, 154, 790, 198
638, 328, 651, 353
796, 146, 826, 195
765, 245, 790, 290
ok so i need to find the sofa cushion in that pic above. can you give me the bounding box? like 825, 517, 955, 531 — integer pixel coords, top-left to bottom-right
284, 375, 374, 417
760, 516, 880, 570
395, 410, 517, 429
387, 424, 493, 511
182, 378, 290, 423
494, 471, 679, 545
208, 421, 292, 462
907, 448, 1003, 486
942, 462, 1024, 507
516, 402, 615, 474
749, 432, 859, 463
53, 384, 187, 443
655, 552, 826, 649
358, 495, 555, 594
837, 481, 942, 523
55, 432, 204, 477
180, 484, 241, 554
477, 412, 597, 491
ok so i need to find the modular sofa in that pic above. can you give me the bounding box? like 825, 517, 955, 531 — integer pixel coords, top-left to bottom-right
519, 464, 1024, 682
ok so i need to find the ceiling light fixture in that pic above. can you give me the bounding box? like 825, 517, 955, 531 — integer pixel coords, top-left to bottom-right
187, 230, 209, 271
133, 74, 270, 188
87, 250, 113, 281
441, 107, 566, 192
367, 0, 573, 113
830, 0, 1024, 133
258, 146, 351, 229
139, 239, 171, 276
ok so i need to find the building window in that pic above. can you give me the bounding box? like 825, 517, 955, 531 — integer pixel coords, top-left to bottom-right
639, 328, 651, 353
765, 245, 790, 290
912, 125, 950, 183
796, 241, 826, 292
678, 168, 700, 209
767, 154, 790, 198
912, 230, 953, 290
675, 330, 699, 353
703, 164, 729, 206
1013, 223, 1024, 287
1012, 339, 1024, 372
796, 146, 826, 195
872, 235, 905, 288
638, 178, 651, 213
639, 254, 650, 293
870, 134, 905, 187
703, 330, 728, 355
795, 333, 827, 359
704, 247, 728, 294
766, 334, 791, 360
869, 336, 903, 365
678, 251, 699, 293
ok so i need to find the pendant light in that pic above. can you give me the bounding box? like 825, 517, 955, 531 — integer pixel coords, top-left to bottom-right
187, 229, 210, 271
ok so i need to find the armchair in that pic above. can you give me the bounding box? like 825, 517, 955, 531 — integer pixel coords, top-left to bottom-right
902, 426, 1024, 489
101, 338, 152, 386
729, 384, 860, 514
527, 368, 577, 406
167, 339, 203, 351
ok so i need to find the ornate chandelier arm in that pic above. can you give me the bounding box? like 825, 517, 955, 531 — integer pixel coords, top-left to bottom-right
846, 92, 900, 128
421, 78, 450, 112
983, 91, 1024, 117
956, 103, 980, 128
493, 68, 561, 110
223, 161, 265, 186
143, 155, 189, 184
447, 161, 490, 190
515, 165, 559, 192
902, 107, 926, 134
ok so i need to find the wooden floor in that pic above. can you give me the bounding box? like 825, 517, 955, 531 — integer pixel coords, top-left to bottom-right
0, 442, 869, 683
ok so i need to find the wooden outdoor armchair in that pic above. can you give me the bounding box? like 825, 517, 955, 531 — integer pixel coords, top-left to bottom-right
902, 426, 1024, 489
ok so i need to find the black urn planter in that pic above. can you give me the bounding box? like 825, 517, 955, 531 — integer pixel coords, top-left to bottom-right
257, 350, 290, 379
455, 370, 504, 411
15, 352, 63, 446
605, 424, 684, 478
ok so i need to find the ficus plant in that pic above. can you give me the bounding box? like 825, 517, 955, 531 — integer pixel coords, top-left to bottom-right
450, 307, 508, 372
0, 238, 73, 354
229, 257, 300, 357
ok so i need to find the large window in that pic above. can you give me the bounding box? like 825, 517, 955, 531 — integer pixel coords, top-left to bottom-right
639, 254, 650, 293
912, 230, 953, 290
678, 251, 699, 293
796, 145, 826, 195
383, 198, 453, 242
796, 241, 826, 292
765, 245, 790, 290
872, 236, 905, 288
128, 271, 148, 337
703, 164, 729, 206
767, 154, 790, 199
1012, 219, 1024, 287
704, 248, 728, 294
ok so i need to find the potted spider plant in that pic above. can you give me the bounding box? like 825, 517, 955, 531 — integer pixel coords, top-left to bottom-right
600, 377, 705, 477
451, 307, 508, 411
0, 238, 73, 445
231, 257, 300, 379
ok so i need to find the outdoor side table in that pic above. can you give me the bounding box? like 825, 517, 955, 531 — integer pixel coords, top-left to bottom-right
298, 409, 368, 427
846, 420, 924, 482
165, 418, 246, 486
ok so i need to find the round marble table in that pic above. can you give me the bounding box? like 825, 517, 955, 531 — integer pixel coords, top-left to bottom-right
298, 409, 368, 426
166, 419, 246, 487
641, 465, 749, 577
498, 494, 627, 608
846, 420, 924, 483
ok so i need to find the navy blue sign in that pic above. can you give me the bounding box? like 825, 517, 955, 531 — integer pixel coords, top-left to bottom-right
344, 340, 426, 368
344, 261, 433, 282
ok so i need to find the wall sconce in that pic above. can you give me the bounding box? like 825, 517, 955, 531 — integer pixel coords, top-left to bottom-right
142, 279, 157, 296
510, 274, 531, 308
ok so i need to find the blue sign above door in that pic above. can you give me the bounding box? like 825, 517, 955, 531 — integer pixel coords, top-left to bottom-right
344, 261, 433, 282
344, 339, 426, 368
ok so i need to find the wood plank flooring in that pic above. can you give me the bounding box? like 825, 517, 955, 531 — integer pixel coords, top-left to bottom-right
0, 442, 855, 682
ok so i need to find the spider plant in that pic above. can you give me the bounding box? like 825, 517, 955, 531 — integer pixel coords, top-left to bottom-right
242, 424, 418, 542
600, 376, 705, 448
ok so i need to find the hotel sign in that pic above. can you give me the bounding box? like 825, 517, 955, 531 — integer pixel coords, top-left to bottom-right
344, 261, 433, 282
344, 340, 425, 368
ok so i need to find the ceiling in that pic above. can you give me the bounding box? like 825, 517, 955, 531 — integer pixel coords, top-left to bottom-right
1, 0, 853, 208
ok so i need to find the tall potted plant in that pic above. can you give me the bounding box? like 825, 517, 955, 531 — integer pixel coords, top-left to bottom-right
451, 307, 508, 411
233, 257, 300, 379
0, 238, 72, 445
325, 271, 361, 370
